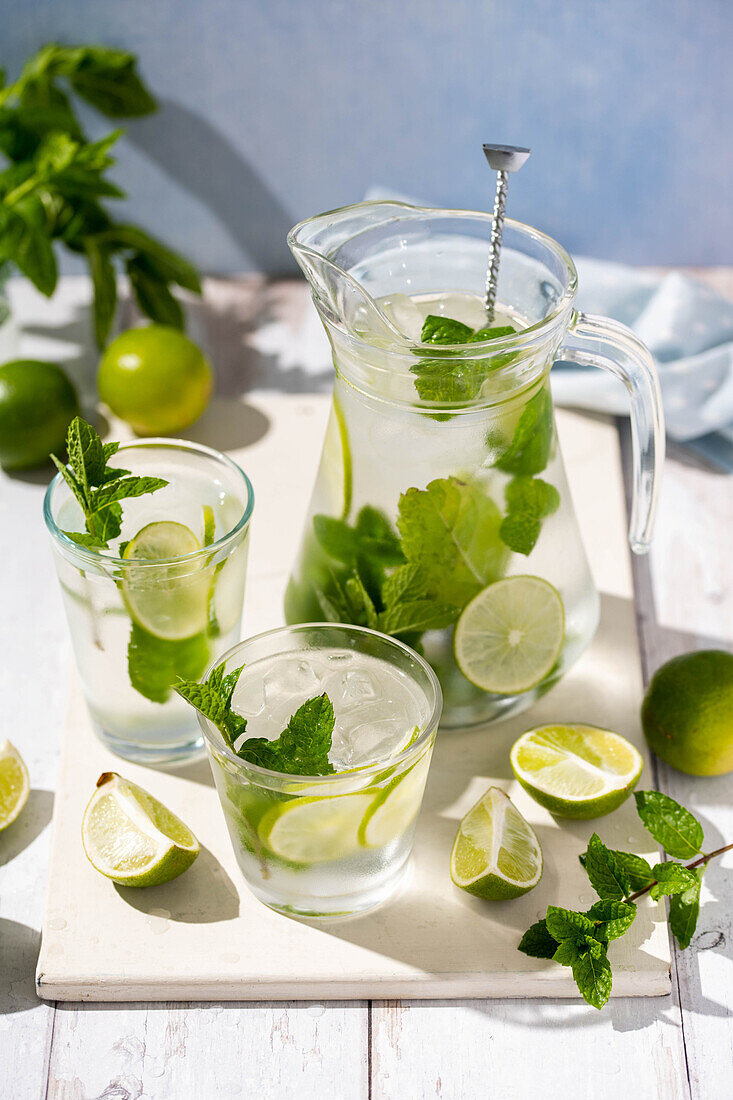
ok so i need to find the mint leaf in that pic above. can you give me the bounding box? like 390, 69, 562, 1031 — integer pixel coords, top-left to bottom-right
669, 867, 703, 949
552, 939, 584, 967
586, 900, 636, 941
379, 597, 459, 636
175, 661, 247, 747
470, 324, 516, 342
583, 833, 631, 901
518, 919, 559, 959
500, 476, 560, 556
571, 947, 613, 1010
51, 417, 168, 548
493, 387, 554, 476
313, 507, 404, 569
634, 791, 704, 858
344, 572, 379, 630
128, 624, 209, 704
238, 694, 335, 776
397, 476, 507, 607
315, 568, 378, 629
545, 905, 595, 941
609, 850, 654, 892
420, 315, 474, 344
176, 666, 335, 776
649, 862, 699, 901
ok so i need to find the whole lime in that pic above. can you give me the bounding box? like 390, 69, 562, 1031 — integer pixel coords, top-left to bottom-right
0, 359, 79, 470
642, 650, 733, 776
98, 325, 212, 435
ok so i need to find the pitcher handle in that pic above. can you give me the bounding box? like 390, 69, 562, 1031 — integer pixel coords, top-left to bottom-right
559, 311, 665, 555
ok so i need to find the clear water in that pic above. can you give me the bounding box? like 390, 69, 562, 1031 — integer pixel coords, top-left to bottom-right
210, 647, 435, 917
285, 289, 600, 728
52, 454, 249, 763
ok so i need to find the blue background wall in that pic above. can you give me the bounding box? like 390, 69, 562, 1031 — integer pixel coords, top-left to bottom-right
5, 0, 732, 272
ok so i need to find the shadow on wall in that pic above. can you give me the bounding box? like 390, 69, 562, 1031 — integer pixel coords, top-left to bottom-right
126, 100, 296, 274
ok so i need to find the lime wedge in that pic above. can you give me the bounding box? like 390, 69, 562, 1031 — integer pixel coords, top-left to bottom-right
511, 724, 643, 819
122, 521, 210, 640
81, 772, 200, 886
321, 395, 352, 520
450, 787, 542, 900
359, 750, 432, 848
258, 790, 375, 864
0, 741, 29, 831
202, 505, 216, 547
453, 575, 564, 694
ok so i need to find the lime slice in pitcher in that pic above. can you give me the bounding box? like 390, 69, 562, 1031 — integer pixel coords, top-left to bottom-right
321, 395, 352, 520
454, 575, 564, 694
122, 521, 210, 640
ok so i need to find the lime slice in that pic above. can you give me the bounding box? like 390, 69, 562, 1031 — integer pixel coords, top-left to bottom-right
81, 772, 200, 886
258, 790, 375, 864
511, 724, 643, 819
202, 504, 216, 547
453, 575, 564, 694
122, 521, 209, 641
359, 749, 432, 848
321, 395, 352, 520
450, 787, 542, 900
0, 741, 29, 831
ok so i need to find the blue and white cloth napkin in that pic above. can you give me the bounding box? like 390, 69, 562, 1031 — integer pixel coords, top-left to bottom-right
557, 258, 733, 470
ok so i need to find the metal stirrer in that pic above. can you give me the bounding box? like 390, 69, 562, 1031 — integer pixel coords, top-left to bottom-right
482, 144, 531, 322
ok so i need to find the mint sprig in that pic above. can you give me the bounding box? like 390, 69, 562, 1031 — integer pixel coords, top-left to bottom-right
519, 790, 732, 1009
50, 416, 167, 547
411, 314, 516, 413
175, 664, 336, 776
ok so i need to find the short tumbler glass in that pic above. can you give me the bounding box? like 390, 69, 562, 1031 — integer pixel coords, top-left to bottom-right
199, 624, 442, 917
44, 438, 254, 764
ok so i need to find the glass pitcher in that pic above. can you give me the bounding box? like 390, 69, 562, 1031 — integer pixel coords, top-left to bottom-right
284, 202, 664, 729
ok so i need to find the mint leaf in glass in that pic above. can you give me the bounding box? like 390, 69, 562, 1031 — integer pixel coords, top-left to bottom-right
634, 790, 704, 858
493, 387, 554, 476
420, 315, 475, 344
500, 475, 560, 556
50, 417, 167, 549
411, 315, 516, 414
176, 665, 335, 776
397, 476, 507, 608
128, 625, 209, 704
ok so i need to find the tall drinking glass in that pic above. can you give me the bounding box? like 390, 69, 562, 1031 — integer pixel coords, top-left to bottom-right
44, 439, 254, 763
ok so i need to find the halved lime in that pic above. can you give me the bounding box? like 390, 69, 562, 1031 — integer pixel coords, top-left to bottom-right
359, 750, 432, 848
321, 395, 352, 521
450, 787, 542, 900
511, 724, 643, 819
122, 521, 210, 640
0, 741, 30, 831
454, 575, 564, 694
81, 772, 200, 886
258, 790, 375, 864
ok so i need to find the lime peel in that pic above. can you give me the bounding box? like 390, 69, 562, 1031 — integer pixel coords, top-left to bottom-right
510, 724, 643, 820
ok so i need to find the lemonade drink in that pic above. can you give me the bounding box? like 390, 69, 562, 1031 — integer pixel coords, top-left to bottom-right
197, 625, 441, 917
45, 439, 253, 763
285, 289, 599, 728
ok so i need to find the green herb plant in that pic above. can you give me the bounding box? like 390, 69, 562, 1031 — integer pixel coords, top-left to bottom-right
0, 42, 201, 346
176, 663, 335, 776
519, 790, 732, 1009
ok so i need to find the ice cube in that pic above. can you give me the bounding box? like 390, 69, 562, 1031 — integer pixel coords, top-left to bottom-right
331, 718, 408, 769
382, 294, 425, 342
262, 657, 321, 704
232, 678, 265, 718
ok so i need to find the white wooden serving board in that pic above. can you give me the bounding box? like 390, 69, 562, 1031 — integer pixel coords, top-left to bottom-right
36, 395, 671, 1001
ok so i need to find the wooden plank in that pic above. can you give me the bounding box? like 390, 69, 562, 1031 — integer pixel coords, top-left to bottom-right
46, 1000, 368, 1100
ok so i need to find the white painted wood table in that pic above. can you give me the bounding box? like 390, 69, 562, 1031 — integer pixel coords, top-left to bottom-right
1, 271, 731, 1099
